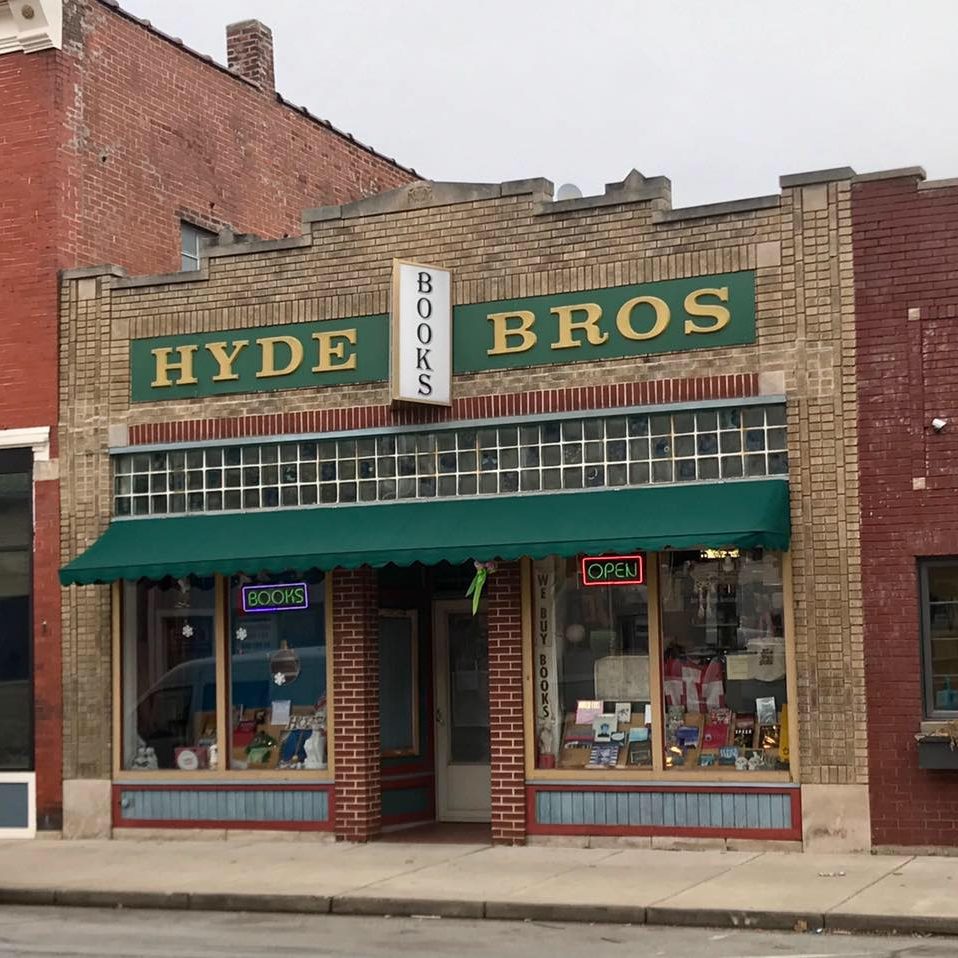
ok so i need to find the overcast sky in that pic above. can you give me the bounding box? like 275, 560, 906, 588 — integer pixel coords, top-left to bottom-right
121, 0, 957, 208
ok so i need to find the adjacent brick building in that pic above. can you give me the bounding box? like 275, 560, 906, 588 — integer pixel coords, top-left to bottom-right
0, 0, 413, 834
853, 168, 958, 850
59, 169, 873, 849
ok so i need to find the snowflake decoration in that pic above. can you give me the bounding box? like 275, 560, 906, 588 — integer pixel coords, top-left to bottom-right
181, 624, 194, 638
235, 627, 248, 642
273, 672, 287, 686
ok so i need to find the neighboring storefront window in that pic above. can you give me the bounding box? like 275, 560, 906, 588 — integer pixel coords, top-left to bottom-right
660, 550, 788, 772
533, 557, 652, 770
0, 452, 32, 771
919, 560, 958, 718
227, 573, 327, 771
120, 577, 217, 770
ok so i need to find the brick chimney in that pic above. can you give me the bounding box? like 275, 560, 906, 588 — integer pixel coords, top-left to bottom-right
226, 20, 275, 93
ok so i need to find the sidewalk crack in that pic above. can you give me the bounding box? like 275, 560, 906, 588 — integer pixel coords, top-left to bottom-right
825, 855, 916, 913
645, 851, 764, 908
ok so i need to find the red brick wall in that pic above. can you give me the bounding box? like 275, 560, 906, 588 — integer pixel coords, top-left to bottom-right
127, 374, 761, 446
60, 0, 413, 276
853, 173, 958, 847
2, 0, 413, 828
487, 561, 526, 844
331, 568, 381, 841
0, 48, 63, 829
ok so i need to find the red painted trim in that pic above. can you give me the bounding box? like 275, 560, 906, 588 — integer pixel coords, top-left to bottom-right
127, 374, 761, 446
530, 783, 798, 796
381, 774, 434, 791
526, 784, 802, 842
115, 818, 335, 831
382, 763, 434, 778
111, 783, 336, 831
114, 782, 334, 791
381, 810, 435, 827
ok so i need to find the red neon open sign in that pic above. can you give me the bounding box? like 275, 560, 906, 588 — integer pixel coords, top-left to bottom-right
580, 554, 645, 587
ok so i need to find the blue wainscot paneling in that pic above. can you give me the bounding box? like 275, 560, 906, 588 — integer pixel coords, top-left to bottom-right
0, 781, 30, 829
533, 787, 796, 836
118, 788, 330, 825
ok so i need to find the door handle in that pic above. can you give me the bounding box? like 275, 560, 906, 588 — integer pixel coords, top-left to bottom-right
436, 706, 444, 726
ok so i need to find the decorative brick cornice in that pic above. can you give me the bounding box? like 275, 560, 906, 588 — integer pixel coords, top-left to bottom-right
126, 374, 759, 446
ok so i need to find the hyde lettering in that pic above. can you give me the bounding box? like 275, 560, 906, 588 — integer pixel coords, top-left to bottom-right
150, 329, 358, 388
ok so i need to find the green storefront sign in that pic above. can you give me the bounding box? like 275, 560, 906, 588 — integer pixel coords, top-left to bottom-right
130, 271, 755, 402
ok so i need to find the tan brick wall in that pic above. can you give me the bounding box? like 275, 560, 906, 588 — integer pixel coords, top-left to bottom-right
59, 178, 862, 788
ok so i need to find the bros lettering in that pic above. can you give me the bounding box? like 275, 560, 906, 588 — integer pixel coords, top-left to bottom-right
486, 286, 732, 356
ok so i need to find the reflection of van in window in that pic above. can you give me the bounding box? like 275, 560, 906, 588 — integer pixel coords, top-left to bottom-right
135, 647, 326, 767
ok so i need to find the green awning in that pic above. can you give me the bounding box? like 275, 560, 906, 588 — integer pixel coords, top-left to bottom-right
60, 479, 790, 586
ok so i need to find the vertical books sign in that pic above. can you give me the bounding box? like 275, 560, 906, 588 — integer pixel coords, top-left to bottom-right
391, 259, 452, 406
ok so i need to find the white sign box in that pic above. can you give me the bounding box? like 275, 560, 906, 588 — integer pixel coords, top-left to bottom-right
391, 260, 452, 406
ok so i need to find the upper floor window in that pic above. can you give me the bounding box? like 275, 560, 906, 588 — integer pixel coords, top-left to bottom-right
180, 222, 216, 272
920, 560, 958, 718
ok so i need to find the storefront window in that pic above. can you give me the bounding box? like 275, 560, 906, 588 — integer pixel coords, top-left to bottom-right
120, 577, 217, 770
533, 557, 652, 770
227, 573, 327, 771
659, 550, 788, 772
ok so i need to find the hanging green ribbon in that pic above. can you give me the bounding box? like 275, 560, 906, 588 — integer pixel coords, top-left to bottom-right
465, 560, 496, 615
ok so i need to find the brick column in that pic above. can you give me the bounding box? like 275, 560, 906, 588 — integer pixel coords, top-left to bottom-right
331, 567, 380, 842
487, 560, 526, 845
33, 473, 62, 830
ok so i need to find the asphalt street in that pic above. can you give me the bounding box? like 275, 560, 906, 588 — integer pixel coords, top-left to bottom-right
0, 907, 955, 958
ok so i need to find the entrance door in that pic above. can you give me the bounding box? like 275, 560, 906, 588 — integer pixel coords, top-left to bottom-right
433, 600, 491, 822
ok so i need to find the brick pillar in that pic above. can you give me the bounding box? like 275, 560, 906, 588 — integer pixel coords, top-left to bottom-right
331, 567, 380, 842
487, 560, 526, 845
33, 473, 62, 829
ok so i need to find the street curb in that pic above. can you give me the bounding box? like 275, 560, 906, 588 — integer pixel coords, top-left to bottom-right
55, 890, 191, 910
1, 886, 957, 938
825, 912, 958, 937
0, 888, 55, 907
647, 905, 824, 932
485, 900, 646, 924
189, 892, 330, 914
330, 896, 484, 919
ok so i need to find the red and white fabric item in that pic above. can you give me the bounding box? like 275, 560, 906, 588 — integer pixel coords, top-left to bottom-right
663, 655, 725, 712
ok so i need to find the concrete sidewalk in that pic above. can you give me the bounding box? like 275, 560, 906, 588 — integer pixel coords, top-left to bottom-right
1, 838, 957, 937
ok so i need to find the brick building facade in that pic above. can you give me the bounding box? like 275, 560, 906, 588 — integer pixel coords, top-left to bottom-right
58, 169, 872, 849
853, 168, 958, 849
0, 0, 413, 834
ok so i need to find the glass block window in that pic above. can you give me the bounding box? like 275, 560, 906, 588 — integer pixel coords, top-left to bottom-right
113, 404, 788, 518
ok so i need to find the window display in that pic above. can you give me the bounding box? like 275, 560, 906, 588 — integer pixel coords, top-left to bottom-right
533, 556, 651, 770
659, 550, 788, 772
119, 571, 328, 774
120, 577, 217, 770
228, 572, 327, 771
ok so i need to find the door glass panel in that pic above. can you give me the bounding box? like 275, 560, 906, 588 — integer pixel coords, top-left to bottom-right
446, 612, 489, 763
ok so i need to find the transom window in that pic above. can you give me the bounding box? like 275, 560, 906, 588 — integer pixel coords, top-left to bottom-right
113, 404, 788, 518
